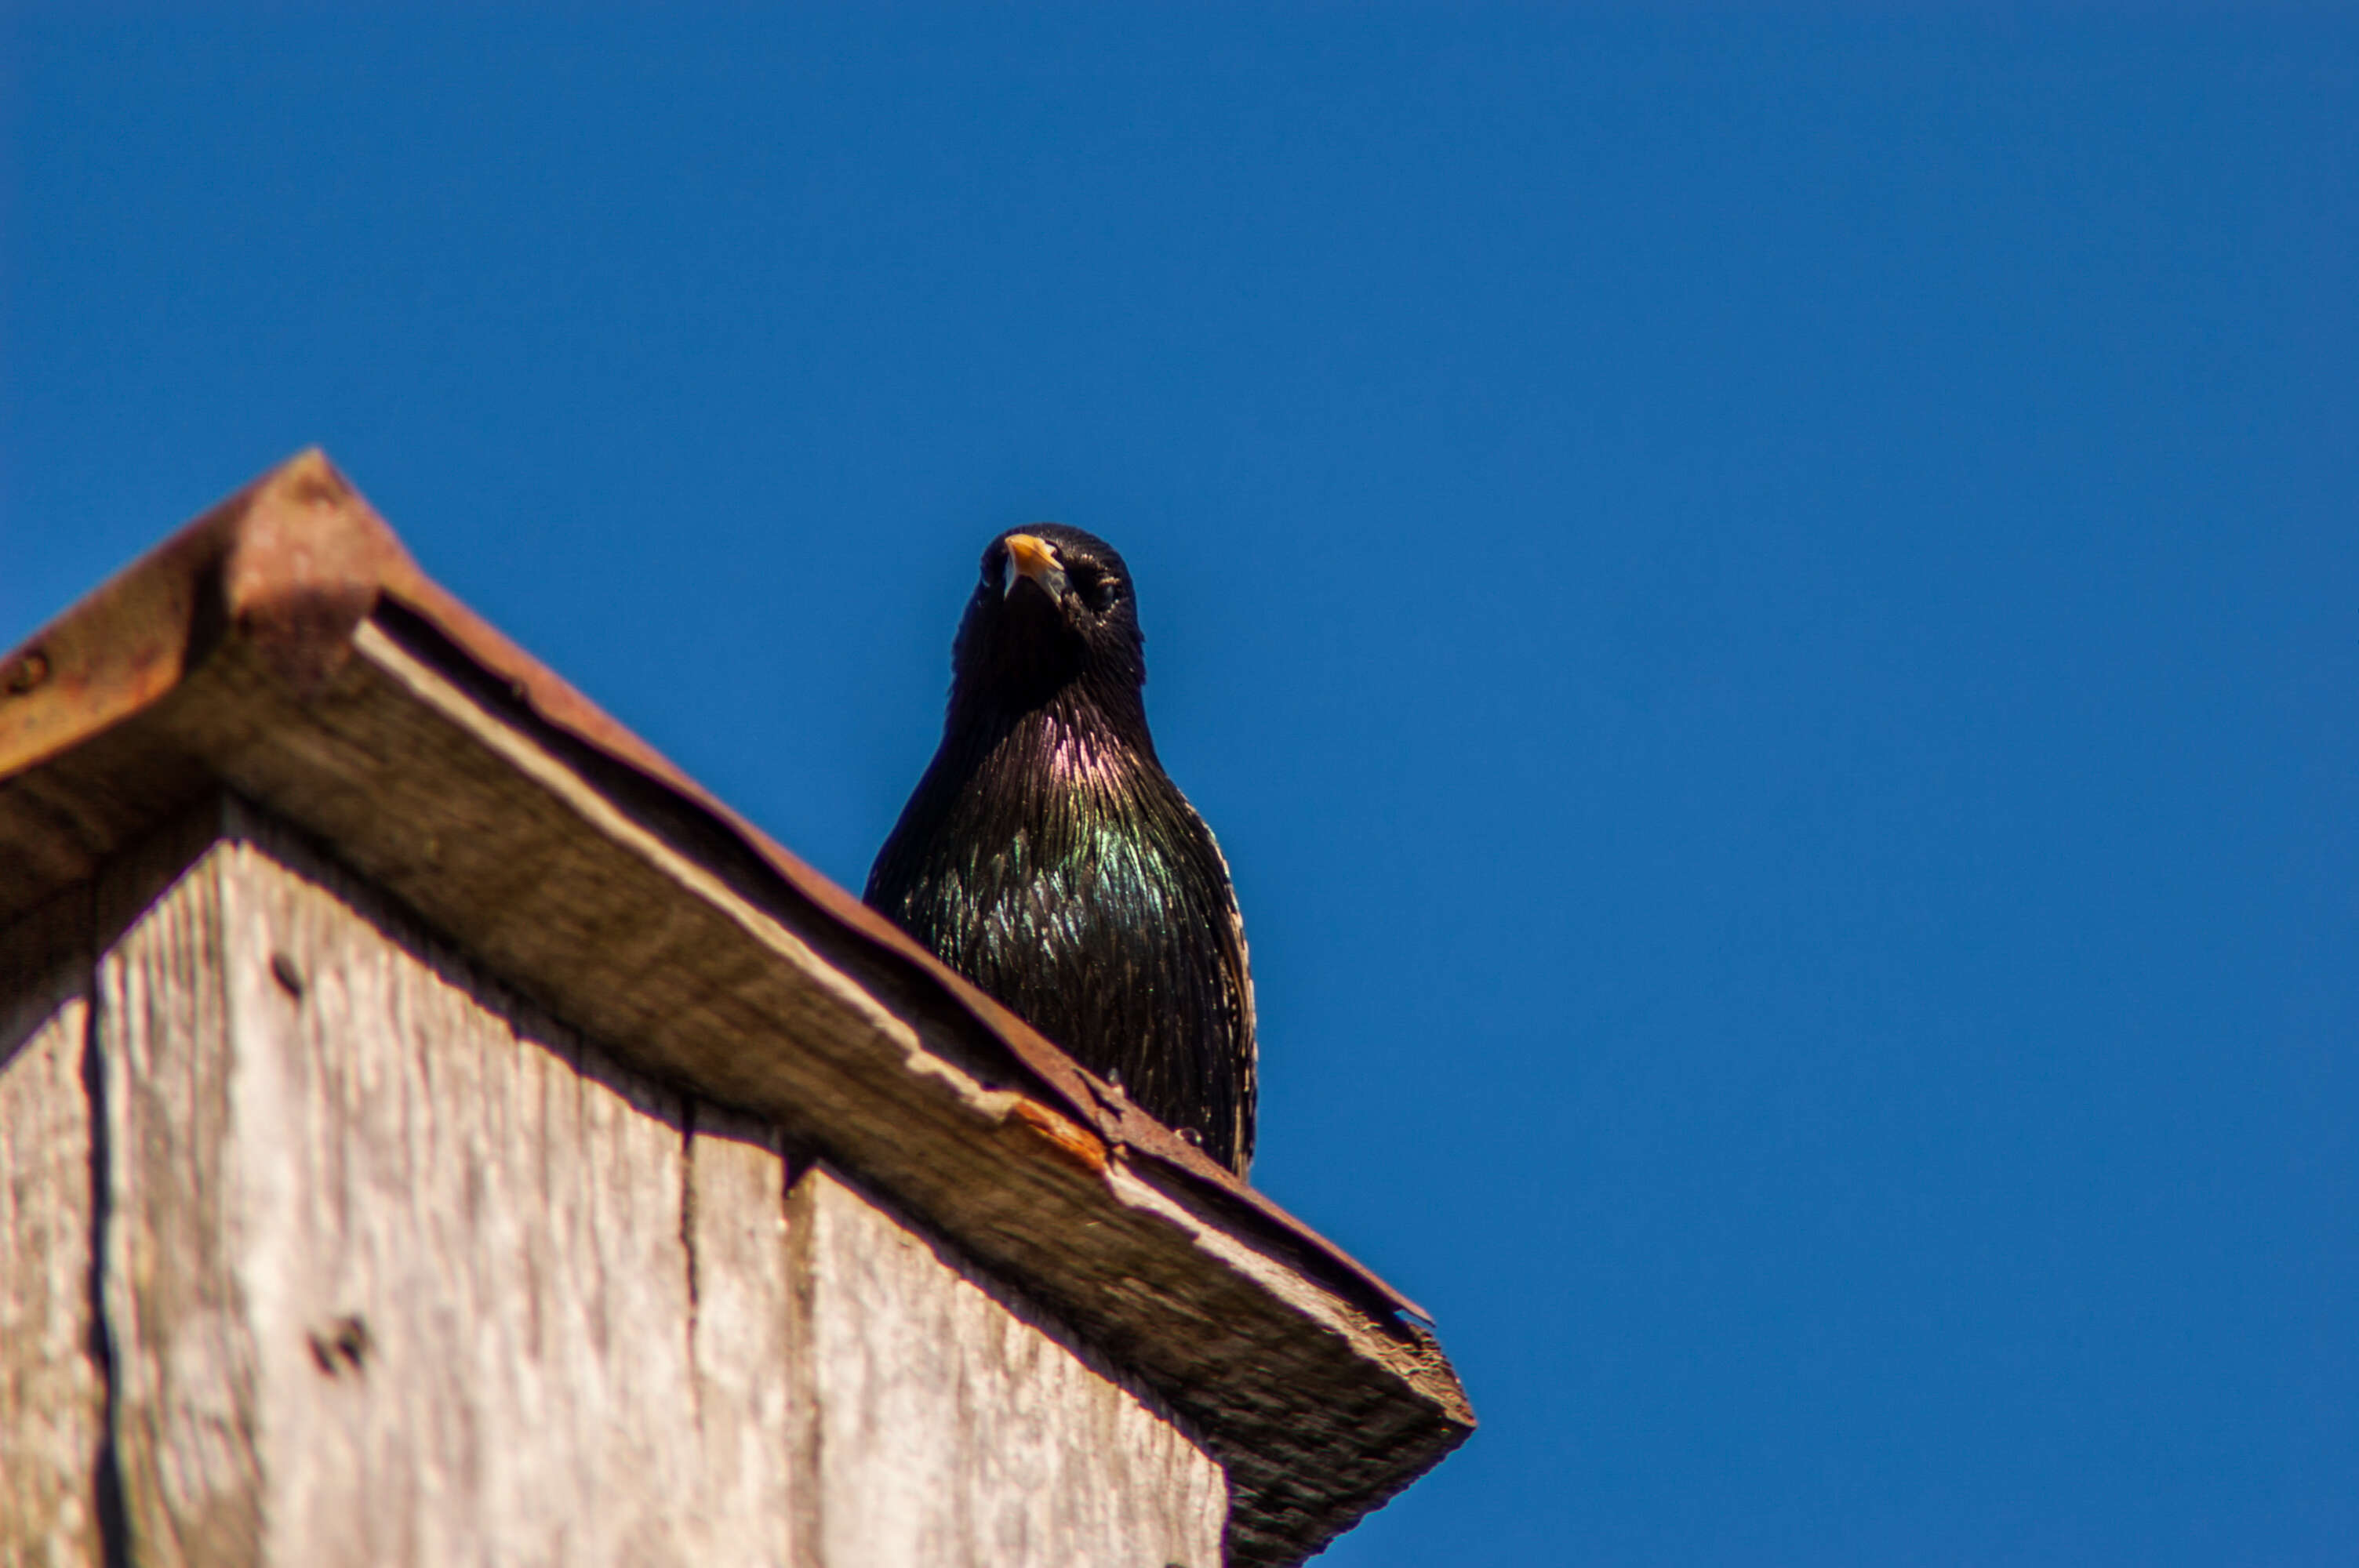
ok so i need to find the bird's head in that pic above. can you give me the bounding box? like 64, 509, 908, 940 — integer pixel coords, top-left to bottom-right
950, 524, 1148, 732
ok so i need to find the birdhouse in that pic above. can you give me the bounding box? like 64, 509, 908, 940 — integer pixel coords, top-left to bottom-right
0, 454, 1472, 1567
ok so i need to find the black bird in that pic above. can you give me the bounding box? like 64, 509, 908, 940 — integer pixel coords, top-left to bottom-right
865, 525, 1257, 1176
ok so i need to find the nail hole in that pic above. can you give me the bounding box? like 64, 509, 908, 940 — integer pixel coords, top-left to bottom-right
270, 953, 306, 999
307, 1312, 371, 1377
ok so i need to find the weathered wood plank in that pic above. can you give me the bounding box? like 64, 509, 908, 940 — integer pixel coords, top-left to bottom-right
687, 1106, 795, 1566
787, 1162, 1227, 1568
88, 803, 798, 1566
96, 827, 266, 1568
0, 887, 104, 1568
226, 807, 780, 1566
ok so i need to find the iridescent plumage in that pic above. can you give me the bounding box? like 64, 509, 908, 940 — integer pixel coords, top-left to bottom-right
865, 525, 1257, 1174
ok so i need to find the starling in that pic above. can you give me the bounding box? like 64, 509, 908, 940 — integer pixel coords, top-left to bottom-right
866, 526, 1258, 1176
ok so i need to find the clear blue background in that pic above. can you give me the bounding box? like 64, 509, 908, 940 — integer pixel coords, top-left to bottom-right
6, 9, 2355, 1563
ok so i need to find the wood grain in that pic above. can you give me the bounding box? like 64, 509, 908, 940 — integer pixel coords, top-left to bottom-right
687, 1105, 795, 1566
96, 825, 266, 1568
85, 804, 800, 1566
787, 1162, 1226, 1568
0, 888, 103, 1568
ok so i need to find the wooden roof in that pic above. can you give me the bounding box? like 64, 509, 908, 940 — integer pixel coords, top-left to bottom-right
0, 452, 1473, 1566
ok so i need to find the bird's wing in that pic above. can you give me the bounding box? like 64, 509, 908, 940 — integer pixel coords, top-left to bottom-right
1181, 797, 1258, 1176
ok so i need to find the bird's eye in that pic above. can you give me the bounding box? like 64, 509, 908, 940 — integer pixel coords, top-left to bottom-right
1070, 565, 1119, 613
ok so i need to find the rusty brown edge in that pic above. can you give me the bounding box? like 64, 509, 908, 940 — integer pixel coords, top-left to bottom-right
1, 448, 1435, 1330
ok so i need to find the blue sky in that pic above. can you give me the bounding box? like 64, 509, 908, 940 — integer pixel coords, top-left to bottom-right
6, 8, 2355, 1563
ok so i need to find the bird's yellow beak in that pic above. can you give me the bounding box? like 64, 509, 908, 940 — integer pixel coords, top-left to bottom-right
1001, 533, 1069, 602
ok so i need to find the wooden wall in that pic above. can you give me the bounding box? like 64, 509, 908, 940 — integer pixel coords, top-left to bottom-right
1, 884, 101, 1568
1, 803, 1226, 1568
